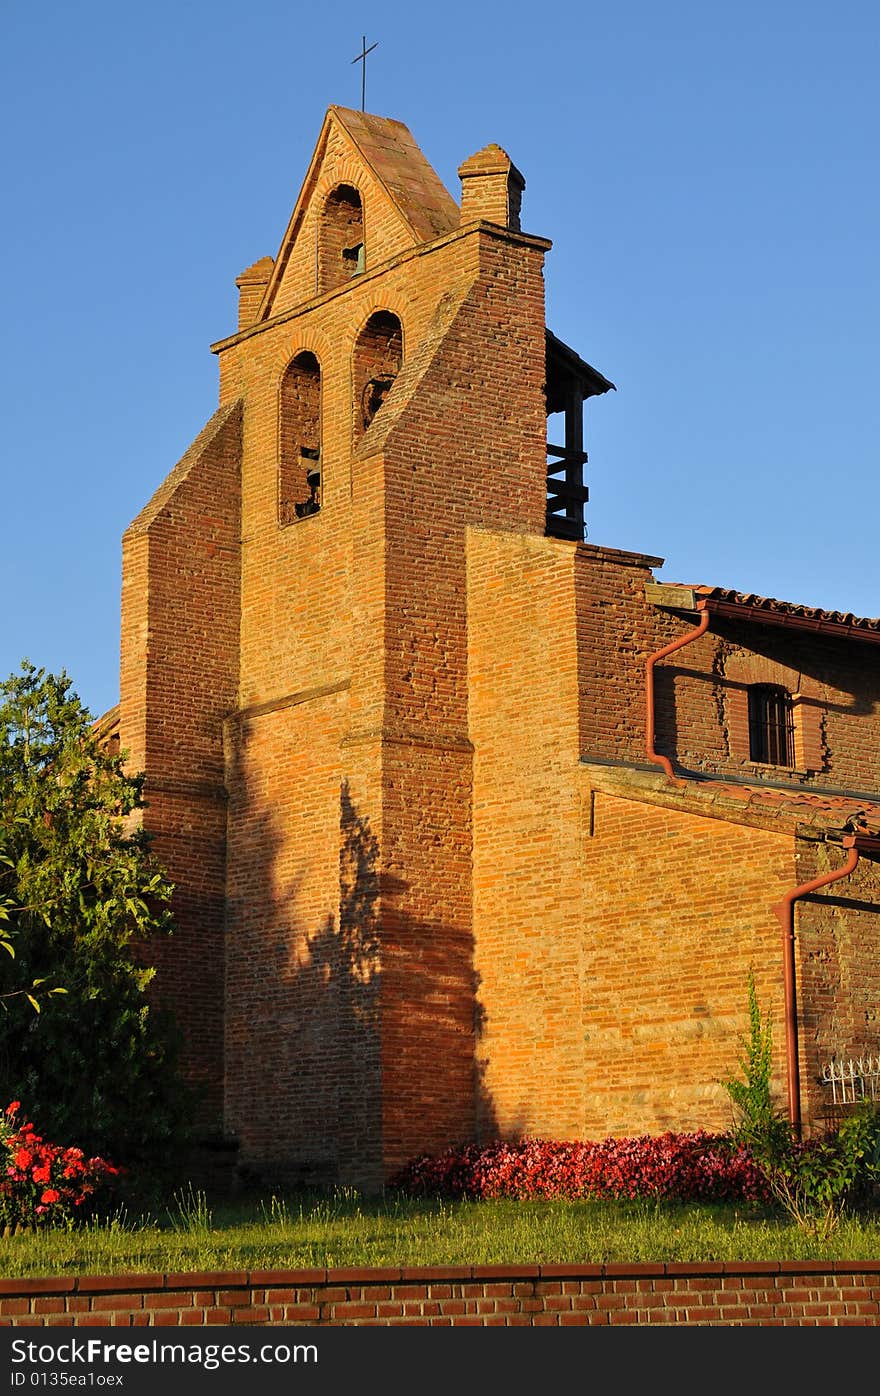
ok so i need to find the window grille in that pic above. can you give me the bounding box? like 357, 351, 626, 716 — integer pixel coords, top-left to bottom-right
748, 685, 794, 766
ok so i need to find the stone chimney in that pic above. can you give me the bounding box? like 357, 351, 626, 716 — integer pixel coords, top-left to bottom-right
235, 256, 275, 330
457, 144, 525, 232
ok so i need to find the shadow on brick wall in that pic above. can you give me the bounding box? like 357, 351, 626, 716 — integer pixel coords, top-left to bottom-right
225, 777, 495, 1194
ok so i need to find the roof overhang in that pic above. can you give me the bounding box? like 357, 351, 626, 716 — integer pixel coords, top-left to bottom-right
645, 582, 880, 646
546, 330, 615, 405
580, 758, 880, 843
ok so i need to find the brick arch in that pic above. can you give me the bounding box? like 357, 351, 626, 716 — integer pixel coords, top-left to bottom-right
722, 648, 824, 772
353, 297, 408, 343
314, 154, 376, 252
272, 325, 333, 376
272, 328, 334, 434
723, 651, 801, 693
315, 152, 369, 196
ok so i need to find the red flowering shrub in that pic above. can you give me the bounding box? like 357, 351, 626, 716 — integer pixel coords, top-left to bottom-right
0, 1103, 121, 1229
389, 1132, 771, 1204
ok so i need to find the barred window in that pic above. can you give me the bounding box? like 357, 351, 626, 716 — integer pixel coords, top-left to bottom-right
748, 685, 794, 766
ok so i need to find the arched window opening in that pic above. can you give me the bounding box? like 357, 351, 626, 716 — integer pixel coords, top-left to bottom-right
279, 351, 322, 525
353, 311, 403, 440
319, 185, 364, 294
748, 685, 794, 766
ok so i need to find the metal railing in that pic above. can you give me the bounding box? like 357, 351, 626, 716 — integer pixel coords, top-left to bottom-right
820, 1055, 880, 1104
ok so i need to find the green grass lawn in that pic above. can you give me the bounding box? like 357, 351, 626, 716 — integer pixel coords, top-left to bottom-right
3, 1189, 880, 1279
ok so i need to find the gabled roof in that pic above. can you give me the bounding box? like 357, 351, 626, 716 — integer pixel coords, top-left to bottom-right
646, 581, 880, 644
333, 107, 459, 243
258, 107, 459, 323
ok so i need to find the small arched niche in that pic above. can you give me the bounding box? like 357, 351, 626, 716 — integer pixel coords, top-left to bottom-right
279, 351, 322, 525
318, 184, 364, 294
353, 311, 403, 442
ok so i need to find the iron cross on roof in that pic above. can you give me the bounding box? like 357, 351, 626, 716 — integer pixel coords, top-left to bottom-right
351, 36, 378, 112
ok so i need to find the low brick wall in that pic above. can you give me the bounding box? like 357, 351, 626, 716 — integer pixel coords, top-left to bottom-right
1, 1262, 880, 1326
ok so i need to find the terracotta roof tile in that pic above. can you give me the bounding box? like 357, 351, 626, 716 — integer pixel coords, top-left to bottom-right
582, 759, 880, 839
701, 779, 880, 834
657, 581, 880, 635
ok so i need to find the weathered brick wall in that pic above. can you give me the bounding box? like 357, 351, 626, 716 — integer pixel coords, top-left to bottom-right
222, 688, 372, 1187
579, 787, 793, 1136
574, 545, 667, 765
790, 839, 880, 1123
378, 741, 475, 1174
213, 232, 475, 1184
119, 402, 241, 1130
218, 233, 479, 713
650, 613, 880, 789
467, 527, 587, 1140
467, 526, 846, 1141
212, 127, 554, 1179
370, 227, 550, 1170
573, 559, 880, 792
3, 1263, 880, 1326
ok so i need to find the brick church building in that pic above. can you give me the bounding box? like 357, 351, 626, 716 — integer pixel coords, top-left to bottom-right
104, 106, 880, 1189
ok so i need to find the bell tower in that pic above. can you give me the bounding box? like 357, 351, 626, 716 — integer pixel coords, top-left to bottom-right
120, 106, 613, 1188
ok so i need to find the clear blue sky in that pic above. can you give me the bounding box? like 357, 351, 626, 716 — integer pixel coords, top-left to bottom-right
3, 1, 878, 720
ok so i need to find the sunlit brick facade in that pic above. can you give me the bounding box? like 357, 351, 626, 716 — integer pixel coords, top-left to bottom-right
111, 107, 880, 1189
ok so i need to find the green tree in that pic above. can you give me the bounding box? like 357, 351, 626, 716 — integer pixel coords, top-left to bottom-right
0, 662, 186, 1165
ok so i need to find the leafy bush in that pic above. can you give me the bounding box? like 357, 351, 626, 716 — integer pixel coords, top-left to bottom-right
0, 1102, 120, 1231
0, 663, 188, 1165
837, 1103, 880, 1205
390, 1132, 771, 1204
721, 972, 880, 1240
753, 1105, 880, 1241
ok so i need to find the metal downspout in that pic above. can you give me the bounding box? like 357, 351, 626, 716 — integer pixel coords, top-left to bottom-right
645, 600, 710, 784
771, 838, 860, 1138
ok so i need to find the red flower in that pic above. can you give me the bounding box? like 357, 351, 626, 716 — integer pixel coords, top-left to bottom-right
0, 1106, 120, 1229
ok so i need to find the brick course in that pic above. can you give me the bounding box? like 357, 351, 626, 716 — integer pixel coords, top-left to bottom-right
2, 1264, 880, 1326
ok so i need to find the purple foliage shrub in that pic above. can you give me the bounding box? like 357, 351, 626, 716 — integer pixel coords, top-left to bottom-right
390, 1132, 771, 1204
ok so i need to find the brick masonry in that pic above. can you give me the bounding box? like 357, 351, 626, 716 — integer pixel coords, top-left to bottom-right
113, 104, 880, 1189
2, 1263, 880, 1326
